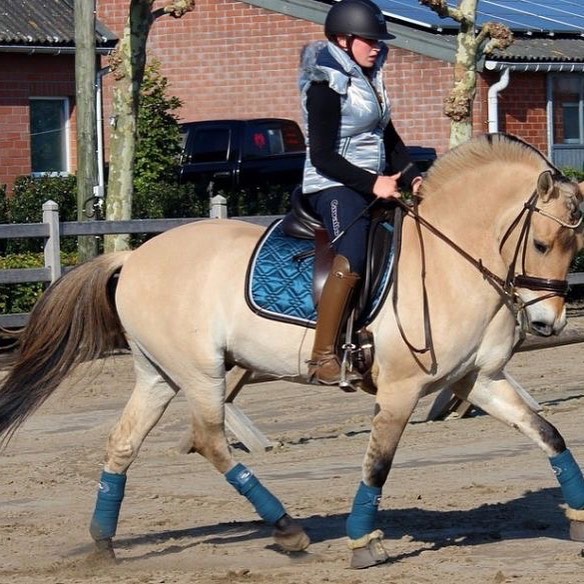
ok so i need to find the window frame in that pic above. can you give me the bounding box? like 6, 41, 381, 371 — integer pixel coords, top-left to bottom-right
29, 96, 71, 176
549, 74, 584, 148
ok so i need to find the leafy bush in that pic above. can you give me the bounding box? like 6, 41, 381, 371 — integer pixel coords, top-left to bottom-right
133, 181, 209, 219
0, 251, 78, 314
1, 175, 78, 254
134, 60, 183, 195
563, 167, 584, 182
225, 185, 291, 217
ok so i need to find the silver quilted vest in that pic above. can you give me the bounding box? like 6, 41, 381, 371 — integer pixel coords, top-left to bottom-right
299, 40, 391, 194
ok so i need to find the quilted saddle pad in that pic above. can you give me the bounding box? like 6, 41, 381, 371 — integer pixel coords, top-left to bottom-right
245, 219, 394, 328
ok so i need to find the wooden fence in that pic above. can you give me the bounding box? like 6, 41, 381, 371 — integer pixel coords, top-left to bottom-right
0, 196, 277, 328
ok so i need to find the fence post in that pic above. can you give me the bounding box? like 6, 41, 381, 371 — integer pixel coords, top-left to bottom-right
209, 194, 228, 219
43, 200, 62, 283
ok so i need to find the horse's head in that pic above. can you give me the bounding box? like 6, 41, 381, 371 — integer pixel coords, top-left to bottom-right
504, 170, 583, 336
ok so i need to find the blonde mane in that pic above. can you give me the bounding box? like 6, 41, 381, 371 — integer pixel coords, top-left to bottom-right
422, 133, 555, 198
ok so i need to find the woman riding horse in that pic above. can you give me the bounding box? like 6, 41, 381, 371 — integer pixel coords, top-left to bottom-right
0, 133, 582, 569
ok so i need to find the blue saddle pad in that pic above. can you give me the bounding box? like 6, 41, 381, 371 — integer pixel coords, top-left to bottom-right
245, 219, 394, 328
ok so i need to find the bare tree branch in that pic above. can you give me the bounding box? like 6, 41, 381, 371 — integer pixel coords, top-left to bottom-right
153, 0, 196, 20
419, 0, 466, 26
479, 21, 514, 54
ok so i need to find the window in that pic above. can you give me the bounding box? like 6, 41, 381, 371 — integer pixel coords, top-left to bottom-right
30, 98, 70, 174
188, 128, 230, 163
244, 121, 306, 158
550, 75, 584, 146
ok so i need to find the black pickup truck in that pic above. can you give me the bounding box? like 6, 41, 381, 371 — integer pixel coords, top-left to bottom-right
179, 118, 306, 190
178, 117, 437, 190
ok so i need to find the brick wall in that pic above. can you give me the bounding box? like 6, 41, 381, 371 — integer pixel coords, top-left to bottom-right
96, 0, 454, 155
498, 72, 548, 152
0, 53, 77, 192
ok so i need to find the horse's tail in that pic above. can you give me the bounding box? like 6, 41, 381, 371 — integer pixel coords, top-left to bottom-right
0, 251, 132, 446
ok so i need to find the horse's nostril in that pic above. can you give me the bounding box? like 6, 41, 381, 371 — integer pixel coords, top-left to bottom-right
530, 321, 554, 337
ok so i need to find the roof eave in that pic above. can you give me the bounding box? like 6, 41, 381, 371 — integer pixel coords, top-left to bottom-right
0, 44, 115, 55
485, 59, 584, 72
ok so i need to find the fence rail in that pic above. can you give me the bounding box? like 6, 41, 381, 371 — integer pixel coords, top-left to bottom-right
0, 197, 278, 327
1, 198, 583, 328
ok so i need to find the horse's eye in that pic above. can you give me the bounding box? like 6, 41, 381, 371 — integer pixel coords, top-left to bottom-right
534, 240, 549, 254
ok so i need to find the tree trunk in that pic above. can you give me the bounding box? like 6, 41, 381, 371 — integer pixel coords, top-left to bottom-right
445, 0, 478, 148
74, 0, 99, 259
104, 0, 153, 253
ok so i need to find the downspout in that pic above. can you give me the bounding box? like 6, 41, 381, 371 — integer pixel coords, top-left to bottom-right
95, 65, 111, 201
487, 67, 510, 133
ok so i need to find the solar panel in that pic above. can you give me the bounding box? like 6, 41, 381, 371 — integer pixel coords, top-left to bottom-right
375, 0, 584, 34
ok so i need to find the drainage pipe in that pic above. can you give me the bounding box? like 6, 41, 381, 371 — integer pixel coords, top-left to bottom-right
487, 67, 510, 133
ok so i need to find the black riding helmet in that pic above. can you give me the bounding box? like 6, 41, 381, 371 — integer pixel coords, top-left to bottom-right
324, 0, 395, 41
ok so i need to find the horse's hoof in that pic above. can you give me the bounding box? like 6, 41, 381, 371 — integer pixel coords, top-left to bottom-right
273, 514, 310, 552
348, 530, 389, 569
86, 538, 117, 564
570, 521, 584, 542
565, 508, 584, 542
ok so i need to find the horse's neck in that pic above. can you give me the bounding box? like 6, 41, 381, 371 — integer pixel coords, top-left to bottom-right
420, 167, 534, 240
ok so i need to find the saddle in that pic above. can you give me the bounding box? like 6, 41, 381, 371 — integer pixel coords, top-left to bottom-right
280, 187, 402, 384
281, 186, 399, 325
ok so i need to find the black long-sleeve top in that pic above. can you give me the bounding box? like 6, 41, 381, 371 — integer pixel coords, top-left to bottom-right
306, 81, 421, 195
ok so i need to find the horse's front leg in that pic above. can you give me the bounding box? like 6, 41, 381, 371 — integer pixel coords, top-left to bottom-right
457, 372, 584, 540
346, 382, 420, 569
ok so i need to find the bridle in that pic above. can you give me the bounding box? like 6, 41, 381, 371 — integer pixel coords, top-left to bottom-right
391, 177, 582, 362
498, 189, 582, 307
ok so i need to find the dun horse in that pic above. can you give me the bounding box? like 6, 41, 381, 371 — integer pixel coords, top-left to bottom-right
0, 134, 583, 569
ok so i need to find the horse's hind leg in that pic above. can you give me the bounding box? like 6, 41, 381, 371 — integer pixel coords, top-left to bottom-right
181, 371, 310, 552
89, 343, 178, 560
456, 372, 584, 540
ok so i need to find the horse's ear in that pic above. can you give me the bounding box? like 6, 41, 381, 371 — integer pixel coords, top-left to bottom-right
536, 170, 555, 202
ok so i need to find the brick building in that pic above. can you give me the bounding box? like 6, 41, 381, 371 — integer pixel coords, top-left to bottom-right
0, 0, 583, 194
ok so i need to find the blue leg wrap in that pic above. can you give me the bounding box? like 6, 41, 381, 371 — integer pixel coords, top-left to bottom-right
346, 481, 382, 540
550, 449, 584, 510
225, 463, 286, 525
89, 471, 127, 540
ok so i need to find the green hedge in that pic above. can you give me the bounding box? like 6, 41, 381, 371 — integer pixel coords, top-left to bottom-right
0, 251, 78, 314
0, 176, 294, 311
0, 175, 78, 254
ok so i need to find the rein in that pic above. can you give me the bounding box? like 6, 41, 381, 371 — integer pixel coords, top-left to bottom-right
390, 185, 580, 357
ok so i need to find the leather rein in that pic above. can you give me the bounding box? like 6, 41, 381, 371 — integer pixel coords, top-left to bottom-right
390, 186, 583, 359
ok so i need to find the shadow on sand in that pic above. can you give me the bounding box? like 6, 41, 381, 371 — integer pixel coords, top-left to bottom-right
73, 486, 571, 563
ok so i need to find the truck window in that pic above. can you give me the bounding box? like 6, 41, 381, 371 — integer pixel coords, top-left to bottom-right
187, 128, 230, 163
281, 121, 305, 153
244, 122, 305, 158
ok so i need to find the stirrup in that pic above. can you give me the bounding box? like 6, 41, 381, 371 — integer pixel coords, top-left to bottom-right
339, 310, 360, 392
307, 355, 360, 390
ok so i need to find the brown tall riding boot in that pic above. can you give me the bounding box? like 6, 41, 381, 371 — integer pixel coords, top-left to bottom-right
308, 255, 362, 386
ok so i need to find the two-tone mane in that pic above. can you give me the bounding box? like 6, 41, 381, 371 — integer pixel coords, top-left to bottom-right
423, 133, 557, 196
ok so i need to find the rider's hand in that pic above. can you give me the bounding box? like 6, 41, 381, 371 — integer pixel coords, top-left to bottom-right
373, 172, 402, 200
